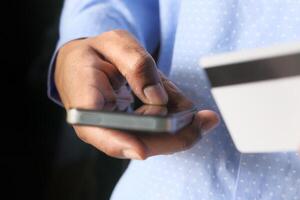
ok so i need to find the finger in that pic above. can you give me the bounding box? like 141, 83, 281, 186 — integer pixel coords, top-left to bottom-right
115, 85, 134, 102
96, 59, 125, 90
68, 68, 117, 108
101, 102, 117, 111
89, 30, 168, 105
74, 126, 148, 160
198, 110, 220, 133
57, 46, 118, 109
92, 69, 118, 102
159, 71, 194, 109
135, 105, 168, 116
138, 110, 219, 157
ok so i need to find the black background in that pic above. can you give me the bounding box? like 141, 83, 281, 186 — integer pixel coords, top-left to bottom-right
1, 1, 125, 199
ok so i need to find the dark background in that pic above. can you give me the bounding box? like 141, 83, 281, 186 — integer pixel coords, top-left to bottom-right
1, 1, 126, 199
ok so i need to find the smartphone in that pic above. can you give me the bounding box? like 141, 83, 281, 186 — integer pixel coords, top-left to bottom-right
66, 101, 197, 134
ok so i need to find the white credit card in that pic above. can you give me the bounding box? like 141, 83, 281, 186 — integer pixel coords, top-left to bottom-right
200, 42, 300, 153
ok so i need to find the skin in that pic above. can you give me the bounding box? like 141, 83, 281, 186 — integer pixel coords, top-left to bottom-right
54, 30, 221, 160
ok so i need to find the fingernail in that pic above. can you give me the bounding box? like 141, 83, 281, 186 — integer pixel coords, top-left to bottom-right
122, 149, 141, 160
143, 83, 168, 104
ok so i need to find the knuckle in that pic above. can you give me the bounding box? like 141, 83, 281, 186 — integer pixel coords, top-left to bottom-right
59, 41, 84, 61
130, 51, 155, 75
66, 46, 99, 68
56, 39, 97, 68
96, 29, 130, 41
110, 29, 131, 37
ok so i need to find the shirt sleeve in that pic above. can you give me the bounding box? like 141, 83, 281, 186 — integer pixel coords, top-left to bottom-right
47, 0, 160, 105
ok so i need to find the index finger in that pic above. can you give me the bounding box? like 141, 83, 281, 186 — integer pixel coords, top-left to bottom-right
89, 30, 168, 105
159, 71, 194, 109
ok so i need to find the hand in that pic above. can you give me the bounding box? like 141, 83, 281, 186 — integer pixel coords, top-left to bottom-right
55, 30, 219, 159
130, 73, 220, 157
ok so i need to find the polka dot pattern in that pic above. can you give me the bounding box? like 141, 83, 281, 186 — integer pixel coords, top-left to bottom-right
111, 1, 300, 199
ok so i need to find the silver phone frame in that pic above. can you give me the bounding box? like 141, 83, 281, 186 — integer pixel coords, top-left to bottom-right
67, 107, 196, 134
